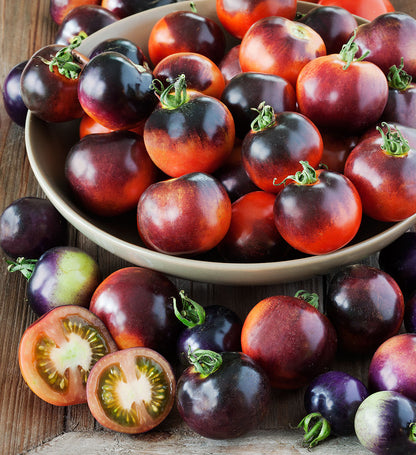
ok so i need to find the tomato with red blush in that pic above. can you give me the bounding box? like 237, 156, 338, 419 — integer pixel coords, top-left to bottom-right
320, 129, 359, 173
79, 114, 145, 138
317, 0, 394, 22
218, 45, 242, 85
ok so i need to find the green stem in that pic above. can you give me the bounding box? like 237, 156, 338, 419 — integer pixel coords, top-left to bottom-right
273, 160, 318, 187
187, 348, 222, 377
151, 74, 188, 109
377, 122, 410, 156
387, 57, 412, 90
250, 102, 276, 132
339, 29, 370, 70
297, 412, 332, 448
172, 290, 206, 328
5, 257, 38, 280
409, 423, 416, 442
295, 290, 319, 309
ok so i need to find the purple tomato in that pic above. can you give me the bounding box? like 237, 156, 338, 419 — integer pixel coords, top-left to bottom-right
2, 61, 28, 127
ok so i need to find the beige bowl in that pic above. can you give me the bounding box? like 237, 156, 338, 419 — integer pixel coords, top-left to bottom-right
25, 0, 416, 285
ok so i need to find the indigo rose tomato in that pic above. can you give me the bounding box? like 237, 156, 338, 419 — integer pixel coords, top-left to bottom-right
344, 123, 416, 222
360, 122, 416, 149
214, 161, 259, 202
2, 60, 28, 127
326, 264, 404, 355
78, 51, 157, 130
86, 347, 176, 434
218, 45, 242, 85
320, 129, 359, 173
241, 105, 323, 193
354, 12, 416, 79
0, 197, 68, 259
221, 72, 297, 139
239, 16, 326, 87
241, 291, 337, 389
368, 334, 416, 401
274, 161, 362, 255
217, 191, 288, 263
90, 267, 182, 357
216, 0, 296, 39
355, 391, 416, 455
176, 349, 271, 439
318, 0, 394, 21
147, 5, 226, 66
78, 114, 145, 138
153, 52, 225, 99
101, 0, 178, 19
50, 0, 100, 25
65, 131, 158, 217
298, 5, 358, 54
143, 75, 235, 177
137, 172, 232, 256
88, 37, 148, 66
296, 31, 388, 133
298, 371, 368, 447
19, 305, 117, 406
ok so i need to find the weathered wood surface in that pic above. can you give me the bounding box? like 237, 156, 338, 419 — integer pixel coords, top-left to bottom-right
0, 0, 415, 453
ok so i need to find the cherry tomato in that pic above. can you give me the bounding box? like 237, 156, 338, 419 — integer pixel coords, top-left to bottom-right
274, 161, 362, 255
86, 347, 176, 433
88, 37, 148, 67
239, 16, 326, 88
344, 123, 416, 222
318, 0, 394, 22
2, 60, 28, 127
50, 0, 100, 25
137, 172, 232, 256
216, 0, 296, 39
18, 305, 117, 406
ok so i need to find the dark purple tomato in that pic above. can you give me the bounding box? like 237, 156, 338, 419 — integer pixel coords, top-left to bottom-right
218, 44, 242, 85
2, 61, 28, 127
378, 231, 416, 299
55, 5, 119, 45
78, 51, 157, 130
405, 292, 416, 333
28, 246, 101, 315
50, 0, 101, 25
176, 350, 271, 439
88, 38, 148, 66
355, 391, 416, 455
326, 264, 404, 355
0, 197, 68, 259
221, 72, 297, 139
101, 0, 178, 18
214, 161, 259, 202
298, 6, 358, 54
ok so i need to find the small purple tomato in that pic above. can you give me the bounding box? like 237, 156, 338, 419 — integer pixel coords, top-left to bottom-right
2, 61, 28, 127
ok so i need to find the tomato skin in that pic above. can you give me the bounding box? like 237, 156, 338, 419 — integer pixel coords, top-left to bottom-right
239, 16, 326, 88
344, 136, 416, 222
318, 0, 394, 22
241, 295, 337, 389
296, 54, 388, 133
274, 169, 362, 255
216, 0, 296, 39
320, 129, 359, 173
18, 305, 117, 406
381, 83, 416, 129
218, 45, 242, 85
79, 114, 145, 138
50, 0, 100, 25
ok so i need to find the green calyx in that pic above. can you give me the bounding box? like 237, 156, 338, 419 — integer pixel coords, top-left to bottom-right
151, 73, 189, 109
41, 31, 87, 79
273, 160, 318, 187
377, 122, 410, 156
409, 423, 416, 442
297, 412, 332, 448
172, 290, 206, 328
387, 57, 412, 90
6, 257, 38, 280
339, 29, 370, 70
295, 290, 319, 309
250, 101, 276, 132
187, 348, 223, 378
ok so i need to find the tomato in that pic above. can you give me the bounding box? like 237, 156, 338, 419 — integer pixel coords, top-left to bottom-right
216, 0, 296, 39
218, 45, 242, 85
344, 123, 416, 221
296, 31, 388, 133
86, 347, 176, 434
214, 161, 259, 202
88, 37, 148, 66
274, 161, 362, 255
320, 129, 359, 173
79, 114, 145, 138
143, 75, 235, 177
317, 0, 394, 22
18, 305, 117, 406
137, 172, 232, 256
50, 0, 100, 25
239, 16, 326, 88
241, 104, 323, 193
3, 60, 28, 127
101, 0, 178, 19
241, 291, 337, 389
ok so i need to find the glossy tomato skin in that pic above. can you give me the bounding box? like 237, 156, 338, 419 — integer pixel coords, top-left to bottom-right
148, 10, 226, 66
19, 305, 117, 406
143, 92, 235, 177
50, 0, 100, 25
89, 267, 182, 357
88, 37, 148, 66
274, 169, 362, 255
239, 16, 326, 87
218, 45, 242, 85
176, 351, 272, 438
221, 72, 297, 139
65, 131, 158, 217
101, 0, 178, 19
381, 82, 416, 129
296, 54, 388, 133
344, 135, 416, 221
242, 112, 323, 193
216, 0, 296, 39
320, 129, 359, 173
78, 114, 145, 138
2, 60, 28, 127
137, 172, 232, 256
326, 264, 404, 355
214, 161, 259, 202
241, 295, 337, 389
317, 0, 394, 21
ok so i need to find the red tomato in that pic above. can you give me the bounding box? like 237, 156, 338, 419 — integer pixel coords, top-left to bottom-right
274, 161, 362, 255
241, 292, 337, 389
50, 0, 100, 25
79, 113, 145, 138
344, 124, 416, 222
86, 347, 176, 433
318, 0, 394, 21
239, 16, 326, 87
320, 129, 359, 173
18, 305, 117, 406
216, 0, 297, 39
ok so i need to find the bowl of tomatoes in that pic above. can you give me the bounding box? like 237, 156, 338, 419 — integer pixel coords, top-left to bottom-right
25, 0, 416, 285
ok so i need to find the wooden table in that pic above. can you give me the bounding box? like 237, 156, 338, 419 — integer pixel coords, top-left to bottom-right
1, 1, 415, 453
